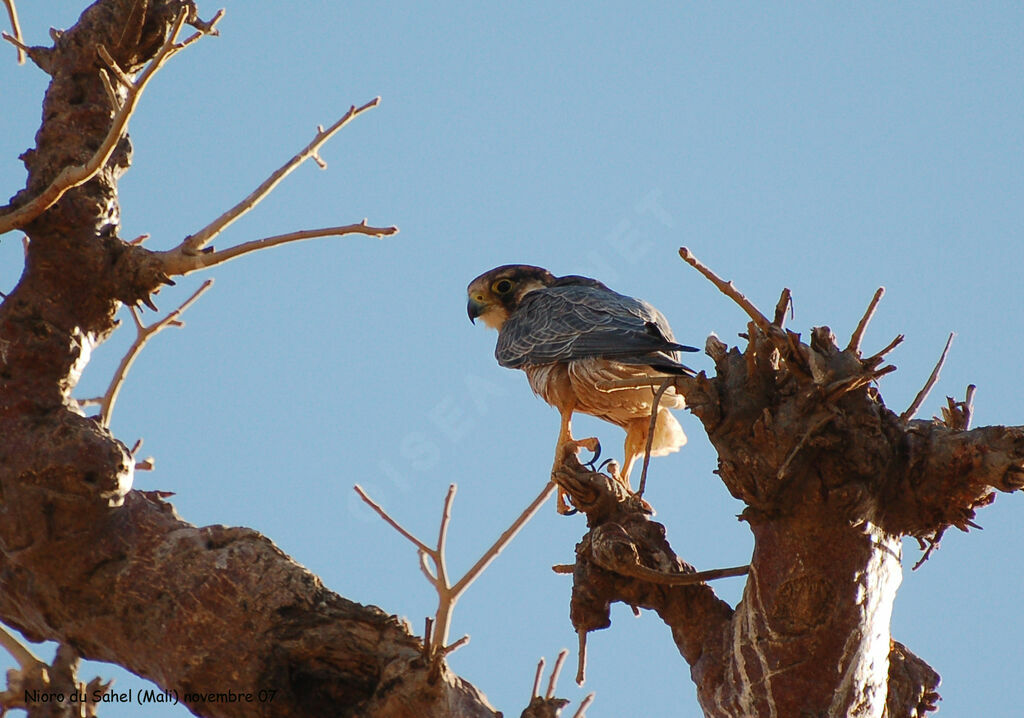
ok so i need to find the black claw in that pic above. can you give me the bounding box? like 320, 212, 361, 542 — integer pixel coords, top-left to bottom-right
140, 295, 158, 312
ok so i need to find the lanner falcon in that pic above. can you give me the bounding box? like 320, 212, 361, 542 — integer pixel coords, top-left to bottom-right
467, 264, 697, 513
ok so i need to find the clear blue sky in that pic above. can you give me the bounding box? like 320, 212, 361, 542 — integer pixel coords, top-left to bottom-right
2, 2, 1023, 716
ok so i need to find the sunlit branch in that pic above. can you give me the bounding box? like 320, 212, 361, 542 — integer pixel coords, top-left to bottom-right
0, 8, 221, 235
157, 222, 398, 276
98, 280, 213, 427
354, 480, 555, 662
1, 0, 24, 64
167, 98, 383, 259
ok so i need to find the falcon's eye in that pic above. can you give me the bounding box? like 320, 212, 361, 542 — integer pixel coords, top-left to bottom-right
493, 279, 513, 294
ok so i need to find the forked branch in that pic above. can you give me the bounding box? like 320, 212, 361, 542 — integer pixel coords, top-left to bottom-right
354, 481, 555, 661
98, 280, 213, 427
0, 8, 222, 235
154, 99, 393, 276
155, 98, 385, 277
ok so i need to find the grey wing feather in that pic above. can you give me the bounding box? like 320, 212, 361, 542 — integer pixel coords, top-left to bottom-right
496, 285, 695, 373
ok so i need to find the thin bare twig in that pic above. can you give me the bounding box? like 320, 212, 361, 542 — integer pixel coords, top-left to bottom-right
546, 649, 568, 699
170, 98, 383, 259
863, 335, 905, 367
613, 561, 750, 586
963, 384, 977, 430
0, 8, 222, 235
912, 527, 947, 570
418, 549, 438, 585
679, 247, 773, 336
157, 222, 398, 276
848, 287, 885, 354
824, 364, 897, 402
422, 618, 433, 659
777, 414, 834, 480
575, 629, 587, 685
572, 693, 596, 718
98, 280, 213, 427
449, 481, 555, 598
772, 287, 793, 328
531, 657, 545, 699
900, 332, 955, 422
637, 377, 673, 499
441, 634, 470, 657
95, 45, 133, 88
352, 485, 433, 555
1, 0, 24, 64
126, 439, 154, 470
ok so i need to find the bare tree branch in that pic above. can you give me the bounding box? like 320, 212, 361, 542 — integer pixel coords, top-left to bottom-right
157, 222, 398, 276
609, 560, 750, 586
0, 8, 221, 235
848, 287, 885, 353
864, 333, 905, 363
352, 484, 434, 555
545, 649, 568, 699
575, 630, 587, 686
531, 656, 546, 699
160, 98, 383, 261
637, 376, 673, 499
448, 481, 555, 598
98, 279, 214, 427
355, 481, 556, 662
901, 332, 955, 422
572, 693, 595, 718
773, 287, 793, 328
1, 0, 24, 64
679, 246, 773, 337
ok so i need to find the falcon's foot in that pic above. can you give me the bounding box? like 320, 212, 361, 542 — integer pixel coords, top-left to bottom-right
574, 436, 601, 468
553, 437, 601, 515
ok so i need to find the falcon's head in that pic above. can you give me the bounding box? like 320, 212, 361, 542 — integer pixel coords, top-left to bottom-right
467, 264, 556, 330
